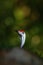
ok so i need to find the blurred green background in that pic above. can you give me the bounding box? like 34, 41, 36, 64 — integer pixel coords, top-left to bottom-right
0, 0, 43, 58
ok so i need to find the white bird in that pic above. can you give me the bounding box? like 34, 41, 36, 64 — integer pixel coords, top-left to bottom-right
16, 30, 26, 48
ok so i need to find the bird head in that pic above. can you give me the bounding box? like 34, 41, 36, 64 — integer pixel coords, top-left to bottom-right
15, 30, 24, 35
18, 30, 24, 35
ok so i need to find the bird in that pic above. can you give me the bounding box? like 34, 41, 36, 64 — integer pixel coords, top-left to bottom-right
16, 30, 26, 48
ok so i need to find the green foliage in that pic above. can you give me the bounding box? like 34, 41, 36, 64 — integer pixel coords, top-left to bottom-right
0, 0, 43, 58
24, 24, 43, 57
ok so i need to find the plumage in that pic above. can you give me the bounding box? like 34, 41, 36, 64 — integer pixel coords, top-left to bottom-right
19, 30, 24, 32
17, 30, 26, 48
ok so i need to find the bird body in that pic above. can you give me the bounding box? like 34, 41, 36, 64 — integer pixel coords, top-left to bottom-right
17, 30, 26, 48
20, 32, 26, 48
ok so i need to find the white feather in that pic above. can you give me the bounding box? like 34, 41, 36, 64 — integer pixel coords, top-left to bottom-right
18, 31, 26, 48
20, 32, 26, 48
